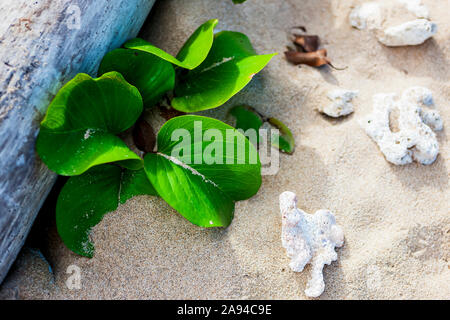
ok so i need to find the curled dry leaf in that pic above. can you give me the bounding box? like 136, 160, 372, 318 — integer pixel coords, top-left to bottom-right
133, 118, 156, 153
285, 49, 330, 67
293, 35, 320, 52
286, 28, 347, 70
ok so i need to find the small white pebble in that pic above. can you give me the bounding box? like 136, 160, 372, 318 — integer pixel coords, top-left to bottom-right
349, 2, 383, 30
318, 89, 358, 118
378, 19, 437, 46
397, 0, 429, 19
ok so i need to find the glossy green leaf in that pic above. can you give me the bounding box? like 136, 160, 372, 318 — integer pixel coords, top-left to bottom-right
144, 153, 235, 227
269, 117, 295, 154
171, 31, 276, 112
144, 115, 261, 227
157, 115, 261, 200
124, 19, 218, 70
229, 105, 263, 145
119, 168, 157, 204
98, 48, 175, 108
36, 72, 143, 176
233, 0, 247, 3
56, 165, 156, 257
229, 106, 296, 154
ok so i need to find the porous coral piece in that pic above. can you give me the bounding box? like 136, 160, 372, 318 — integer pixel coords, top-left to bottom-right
377, 19, 437, 46
360, 87, 443, 165
398, 0, 429, 19
280, 191, 344, 298
349, 2, 384, 30
318, 89, 358, 118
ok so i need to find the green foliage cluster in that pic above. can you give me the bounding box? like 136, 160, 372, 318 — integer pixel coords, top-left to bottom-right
36, 19, 276, 257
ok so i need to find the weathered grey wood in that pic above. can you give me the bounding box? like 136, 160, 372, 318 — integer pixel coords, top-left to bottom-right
0, 0, 155, 283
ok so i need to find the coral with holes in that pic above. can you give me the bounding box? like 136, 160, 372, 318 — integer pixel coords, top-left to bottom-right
318, 89, 358, 118
279, 191, 344, 298
360, 87, 443, 165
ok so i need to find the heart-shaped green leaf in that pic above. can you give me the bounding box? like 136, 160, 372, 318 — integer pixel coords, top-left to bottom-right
229, 105, 263, 145
124, 19, 218, 70
229, 105, 296, 154
144, 115, 261, 227
56, 165, 156, 257
98, 49, 175, 108
171, 31, 276, 112
36, 72, 143, 176
144, 153, 235, 227
269, 117, 295, 154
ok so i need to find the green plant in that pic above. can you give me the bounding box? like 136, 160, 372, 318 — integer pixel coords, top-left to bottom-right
37, 19, 275, 257
229, 105, 295, 154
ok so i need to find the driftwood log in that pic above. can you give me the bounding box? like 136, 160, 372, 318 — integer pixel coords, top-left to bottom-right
0, 0, 155, 283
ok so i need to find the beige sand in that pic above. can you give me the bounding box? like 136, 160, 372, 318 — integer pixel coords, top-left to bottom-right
1, 0, 449, 299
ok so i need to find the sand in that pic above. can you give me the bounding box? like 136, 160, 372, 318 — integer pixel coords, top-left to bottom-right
1, 0, 449, 299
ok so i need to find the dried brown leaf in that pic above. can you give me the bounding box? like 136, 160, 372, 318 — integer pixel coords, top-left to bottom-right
293, 35, 320, 52
285, 48, 347, 70
284, 49, 330, 67
287, 27, 347, 70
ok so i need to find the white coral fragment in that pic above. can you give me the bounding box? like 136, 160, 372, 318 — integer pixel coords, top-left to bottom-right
318, 89, 358, 118
360, 87, 443, 165
349, 2, 383, 30
280, 191, 344, 298
397, 0, 429, 19
378, 19, 437, 46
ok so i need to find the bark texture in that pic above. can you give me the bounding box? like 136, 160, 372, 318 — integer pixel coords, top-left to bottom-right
0, 0, 155, 283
